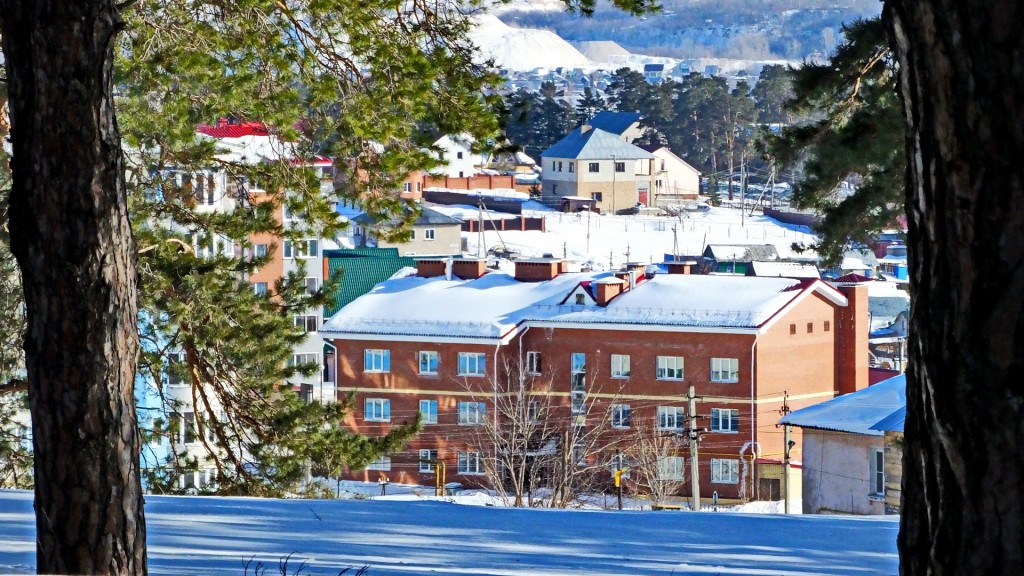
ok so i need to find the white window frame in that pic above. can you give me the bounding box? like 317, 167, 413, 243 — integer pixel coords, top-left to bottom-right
588, 162, 600, 173
526, 351, 542, 375
871, 448, 885, 496
610, 354, 631, 378
710, 357, 740, 383
418, 351, 439, 375
656, 356, 685, 380
254, 243, 268, 258
288, 353, 318, 368
364, 398, 391, 422
657, 406, 685, 431
293, 314, 318, 333
457, 451, 483, 475
284, 239, 319, 259
458, 401, 486, 425
710, 408, 740, 433
166, 351, 186, 387
419, 399, 438, 424
419, 449, 438, 472
457, 352, 486, 376
364, 349, 391, 373
367, 455, 391, 471
611, 404, 632, 429
657, 456, 685, 480
252, 281, 269, 296
303, 276, 319, 295
711, 458, 740, 484
614, 161, 626, 173
424, 228, 436, 241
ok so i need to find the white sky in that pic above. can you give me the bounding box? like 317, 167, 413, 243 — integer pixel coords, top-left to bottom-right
0, 488, 899, 575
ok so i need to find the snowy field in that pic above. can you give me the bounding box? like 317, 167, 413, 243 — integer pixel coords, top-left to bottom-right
438, 202, 820, 271
0, 487, 898, 575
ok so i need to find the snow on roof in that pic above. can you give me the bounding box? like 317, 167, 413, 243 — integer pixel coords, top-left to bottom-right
422, 187, 529, 200
780, 375, 906, 436
750, 261, 820, 279
541, 126, 653, 160
322, 273, 837, 340
587, 111, 642, 135
427, 204, 517, 221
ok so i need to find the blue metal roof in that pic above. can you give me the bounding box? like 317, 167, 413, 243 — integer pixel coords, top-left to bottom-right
587, 111, 641, 136
541, 126, 653, 161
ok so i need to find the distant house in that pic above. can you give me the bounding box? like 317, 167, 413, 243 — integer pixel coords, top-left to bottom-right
540, 125, 654, 214
748, 261, 820, 279
701, 244, 780, 275
637, 144, 701, 204
643, 63, 667, 83
323, 248, 417, 317
586, 111, 644, 143
352, 206, 462, 257
429, 134, 480, 178
779, 374, 905, 516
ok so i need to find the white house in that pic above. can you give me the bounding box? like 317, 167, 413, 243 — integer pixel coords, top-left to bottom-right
778, 375, 906, 515
430, 134, 481, 178
637, 144, 701, 203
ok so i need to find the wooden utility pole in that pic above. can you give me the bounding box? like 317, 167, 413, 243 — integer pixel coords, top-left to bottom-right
781, 392, 792, 514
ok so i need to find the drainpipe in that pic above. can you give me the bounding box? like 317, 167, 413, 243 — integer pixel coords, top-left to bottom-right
750, 333, 758, 500
493, 341, 502, 477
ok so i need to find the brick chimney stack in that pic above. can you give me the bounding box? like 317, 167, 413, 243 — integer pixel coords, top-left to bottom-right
594, 277, 625, 306
835, 283, 869, 395
515, 259, 562, 282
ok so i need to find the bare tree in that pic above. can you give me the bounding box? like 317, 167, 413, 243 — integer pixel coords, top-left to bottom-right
622, 420, 688, 507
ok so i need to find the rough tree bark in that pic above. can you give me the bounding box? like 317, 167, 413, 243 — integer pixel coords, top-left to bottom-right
0, 1, 147, 574
886, 1, 1024, 574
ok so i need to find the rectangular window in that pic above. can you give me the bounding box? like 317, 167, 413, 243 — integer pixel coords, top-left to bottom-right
656, 356, 684, 380
419, 351, 439, 375
419, 449, 438, 472
790, 323, 797, 335
657, 406, 685, 431
458, 401, 486, 425
710, 408, 740, 433
610, 354, 631, 378
568, 162, 574, 173
364, 398, 391, 422
403, 182, 412, 192
527, 400, 541, 423
293, 314, 318, 333
252, 282, 269, 296
558, 161, 563, 172
457, 151, 464, 159
871, 448, 885, 495
710, 358, 739, 383
526, 351, 542, 375
551, 160, 556, 170
615, 161, 626, 173
424, 229, 436, 240
591, 192, 603, 202
807, 322, 814, 333
611, 404, 632, 428
571, 353, 586, 389
711, 458, 740, 484
657, 456, 685, 480
575, 293, 585, 305
303, 277, 318, 295
367, 455, 391, 471
409, 230, 416, 241
364, 349, 391, 373
178, 412, 197, 444
288, 353, 319, 368
254, 243, 268, 258
588, 162, 600, 173
457, 352, 486, 376
166, 351, 186, 387
284, 239, 319, 259
419, 400, 438, 424
457, 451, 483, 474
824, 320, 831, 332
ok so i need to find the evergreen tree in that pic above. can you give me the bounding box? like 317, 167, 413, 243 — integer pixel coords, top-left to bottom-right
574, 87, 607, 124
500, 88, 545, 158
606, 68, 651, 113
751, 64, 796, 125
766, 17, 902, 265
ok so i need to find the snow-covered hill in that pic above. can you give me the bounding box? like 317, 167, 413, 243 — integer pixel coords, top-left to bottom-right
470, 14, 592, 71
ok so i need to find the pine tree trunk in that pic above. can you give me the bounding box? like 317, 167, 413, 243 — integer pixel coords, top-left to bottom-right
886, 2, 1024, 574
0, 1, 147, 574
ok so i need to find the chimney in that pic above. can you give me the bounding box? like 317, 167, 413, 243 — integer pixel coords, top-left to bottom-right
594, 277, 625, 306
416, 258, 447, 278
515, 259, 562, 282
666, 260, 698, 275
835, 283, 869, 395
452, 258, 487, 280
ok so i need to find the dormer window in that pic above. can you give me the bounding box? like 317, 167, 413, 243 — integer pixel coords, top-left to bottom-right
575, 293, 585, 305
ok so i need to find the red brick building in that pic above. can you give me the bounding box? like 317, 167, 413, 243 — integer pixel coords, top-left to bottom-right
321, 258, 868, 502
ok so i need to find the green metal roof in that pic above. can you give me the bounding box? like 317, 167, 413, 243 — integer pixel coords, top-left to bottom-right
324, 250, 416, 317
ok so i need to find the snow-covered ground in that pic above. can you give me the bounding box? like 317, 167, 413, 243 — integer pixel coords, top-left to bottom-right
0, 487, 898, 575
438, 202, 820, 271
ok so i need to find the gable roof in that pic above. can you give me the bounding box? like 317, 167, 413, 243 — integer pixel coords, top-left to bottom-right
779, 375, 906, 436
643, 63, 665, 73
353, 206, 461, 227
704, 244, 780, 262
587, 111, 642, 136
321, 272, 848, 342
749, 261, 820, 279
197, 119, 269, 138
541, 126, 653, 161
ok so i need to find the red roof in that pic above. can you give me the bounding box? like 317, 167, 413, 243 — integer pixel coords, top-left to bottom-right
197, 118, 270, 138
835, 273, 872, 284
